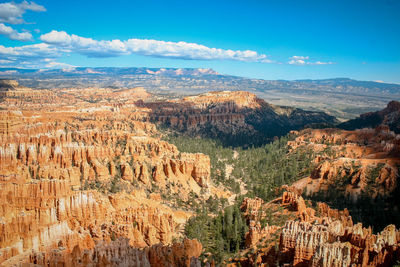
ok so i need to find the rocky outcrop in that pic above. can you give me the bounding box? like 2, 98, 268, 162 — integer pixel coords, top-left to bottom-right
0, 177, 197, 264
240, 197, 264, 221
22, 238, 202, 267
280, 221, 333, 265
286, 127, 400, 238
311, 241, 352, 267
282, 190, 315, 222
229, 189, 400, 267
179, 153, 211, 187
3, 238, 201, 267
278, 189, 400, 266
245, 220, 278, 248
317, 202, 353, 227
279, 220, 400, 267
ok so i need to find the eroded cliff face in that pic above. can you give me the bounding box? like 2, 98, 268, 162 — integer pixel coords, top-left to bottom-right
339, 100, 400, 134
289, 127, 400, 200
229, 188, 400, 267
279, 191, 400, 267
137, 90, 337, 146
0, 80, 58, 109
226, 126, 399, 266
25, 238, 202, 267
0, 82, 219, 266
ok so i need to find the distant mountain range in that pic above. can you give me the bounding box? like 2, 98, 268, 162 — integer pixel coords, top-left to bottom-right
1, 67, 399, 120
1, 67, 399, 96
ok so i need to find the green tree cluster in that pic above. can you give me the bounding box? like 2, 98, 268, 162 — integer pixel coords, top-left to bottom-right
166, 133, 315, 201
185, 201, 248, 264
167, 132, 316, 263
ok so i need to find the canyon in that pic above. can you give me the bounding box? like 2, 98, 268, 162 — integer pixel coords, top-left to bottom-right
0, 79, 399, 266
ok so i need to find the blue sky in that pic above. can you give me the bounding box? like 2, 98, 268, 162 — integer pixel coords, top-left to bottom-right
0, 0, 399, 82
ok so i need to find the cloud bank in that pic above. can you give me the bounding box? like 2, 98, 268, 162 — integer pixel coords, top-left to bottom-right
0, 30, 275, 68
39, 30, 271, 62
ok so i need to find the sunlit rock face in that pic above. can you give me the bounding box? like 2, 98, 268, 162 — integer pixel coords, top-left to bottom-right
279, 215, 400, 267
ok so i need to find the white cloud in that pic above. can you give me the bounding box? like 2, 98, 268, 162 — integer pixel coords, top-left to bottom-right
40, 30, 270, 62
0, 1, 46, 24
292, 56, 309, 60
19, 1, 46, 12
288, 56, 333, 65
0, 1, 45, 41
0, 23, 32, 41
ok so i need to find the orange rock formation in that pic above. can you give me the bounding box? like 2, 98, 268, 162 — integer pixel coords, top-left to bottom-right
289, 127, 400, 199
229, 189, 400, 267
